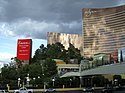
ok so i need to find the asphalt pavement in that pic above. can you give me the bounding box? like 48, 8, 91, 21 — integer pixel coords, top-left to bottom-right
33, 89, 125, 93
10, 90, 125, 93
47, 90, 125, 93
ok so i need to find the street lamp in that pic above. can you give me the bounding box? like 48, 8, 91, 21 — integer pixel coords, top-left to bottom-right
18, 78, 21, 87
70, 79, 72, 86
79, 76, 82, 88
52, 78, 55, 87
38, 76, 40, 79
114, 79, 118, 86
26, 74, 30, 87
33, 77, 36, 80
33, 77, 36, 87
88, 78, 90, 86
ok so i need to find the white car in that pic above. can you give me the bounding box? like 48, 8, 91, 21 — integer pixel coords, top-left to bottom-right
0, 90, 9, 93
82, 87, 94, 92
44, 88, 56, 93
14, 87, 33, 93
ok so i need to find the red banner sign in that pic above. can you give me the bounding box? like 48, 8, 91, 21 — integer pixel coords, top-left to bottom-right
17, 39, 32, 60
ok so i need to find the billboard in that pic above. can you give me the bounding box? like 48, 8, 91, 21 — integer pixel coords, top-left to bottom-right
17, 39, 32, 61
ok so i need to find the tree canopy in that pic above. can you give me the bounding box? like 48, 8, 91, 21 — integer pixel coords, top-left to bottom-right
32, 42, 83, 64
0, 42, 83, 87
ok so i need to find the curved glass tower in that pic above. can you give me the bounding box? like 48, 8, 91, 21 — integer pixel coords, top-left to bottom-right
82, 5, 125, 58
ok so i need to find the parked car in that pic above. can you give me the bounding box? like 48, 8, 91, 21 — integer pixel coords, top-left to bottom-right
114, 85, 125, 91
101, 87, 114, 93
82, 87, 94, 92
44, 88, 56, 93
14, 87, 33, 93
0, 90, 9, 93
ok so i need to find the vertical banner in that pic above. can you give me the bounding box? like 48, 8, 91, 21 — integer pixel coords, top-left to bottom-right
17, 39, 32, 61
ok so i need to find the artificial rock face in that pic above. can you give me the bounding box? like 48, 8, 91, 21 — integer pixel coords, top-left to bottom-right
47, 32, 84, 56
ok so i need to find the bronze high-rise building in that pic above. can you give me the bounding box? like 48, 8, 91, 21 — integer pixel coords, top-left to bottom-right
82, 5, 125, 58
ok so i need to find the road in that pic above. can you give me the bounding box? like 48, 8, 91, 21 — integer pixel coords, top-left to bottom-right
54, 90, 125, 93
10, 89, 125, 93
38, 90, 125, 93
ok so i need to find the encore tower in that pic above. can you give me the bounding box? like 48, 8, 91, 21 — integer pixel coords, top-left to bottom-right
82, 5, 125, 58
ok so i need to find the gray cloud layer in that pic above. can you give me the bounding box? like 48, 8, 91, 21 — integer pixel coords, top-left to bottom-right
0, 0, 125, 39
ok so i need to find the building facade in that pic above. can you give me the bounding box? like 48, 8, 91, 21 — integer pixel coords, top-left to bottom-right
82, 5, 125, 58
118, 48, 125, 62
47, 32, 84, 55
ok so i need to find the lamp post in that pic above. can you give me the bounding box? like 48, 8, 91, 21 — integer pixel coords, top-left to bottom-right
114, 79, 118, 86
52, 78, 55, 87
79, 76, 82, 88
70, 79, 72, 87
18, 78, 21, 87
33, 77, 36, 86
33, 77, 36, 80
26, 74, 30, 87
38, 76, 40, 79
88, 78, 90, 86
37, 76, 40, 86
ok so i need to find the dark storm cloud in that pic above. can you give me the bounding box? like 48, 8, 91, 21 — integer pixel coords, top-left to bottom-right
3, 0, 122, 22
0, 0, 124, 39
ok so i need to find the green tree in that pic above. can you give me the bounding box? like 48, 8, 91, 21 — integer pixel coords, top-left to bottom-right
31, 42, 83, 64
11, 57, 23, 68
43, 58, 57, 77
29, 63, 43, 78
46, 43, 65, 59
1, 65, 18, 86
31, 43, 66, 63
32, 44, 47, 63
16, 64, 30, 80
66, 43, 83, 64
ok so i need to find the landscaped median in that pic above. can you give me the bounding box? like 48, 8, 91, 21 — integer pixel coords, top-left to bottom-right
8, 87, 82, 92
53, 87, 82, 91
8, 87, 104, 92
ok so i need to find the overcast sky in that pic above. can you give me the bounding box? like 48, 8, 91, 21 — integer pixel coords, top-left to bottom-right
0, 0, 125, 64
